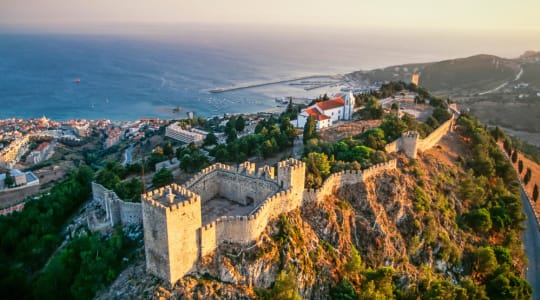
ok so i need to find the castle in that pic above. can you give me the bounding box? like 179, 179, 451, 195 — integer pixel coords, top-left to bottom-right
385, 113, 456, 159
141, 159, 306, 284
88, 108, 458, 286
139, 156, 407, 285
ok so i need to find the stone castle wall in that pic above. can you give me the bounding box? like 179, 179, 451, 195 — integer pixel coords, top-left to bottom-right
303, 160, 397, 203
199, 188, 297, 257
186, 164, 279, 206
142, 159, 305, 284
385, 114, 455, 158
91, 182, 142, 227
417, 116, 454, 151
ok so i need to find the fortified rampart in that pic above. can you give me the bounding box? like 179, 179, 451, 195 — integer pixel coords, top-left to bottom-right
142, 159, 307, 285
385, 114, 456, 158
140, 107, 460, 286
91, 182, 142, 228
185, 161, 280, 206
141, 157, 402, 285
302, 160, 397, 203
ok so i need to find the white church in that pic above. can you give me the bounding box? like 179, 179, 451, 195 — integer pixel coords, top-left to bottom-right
292, 91, 355, 129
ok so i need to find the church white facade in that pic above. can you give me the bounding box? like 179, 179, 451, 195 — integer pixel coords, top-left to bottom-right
292, 91, 355, 129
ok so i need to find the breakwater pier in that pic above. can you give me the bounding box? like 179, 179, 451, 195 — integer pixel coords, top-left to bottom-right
209, 74, 342, 93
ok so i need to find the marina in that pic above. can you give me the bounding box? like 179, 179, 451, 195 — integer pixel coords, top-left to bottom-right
209, 74, 342, 93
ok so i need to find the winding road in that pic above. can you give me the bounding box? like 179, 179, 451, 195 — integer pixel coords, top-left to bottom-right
521, 187, 540, 300
478, 66, 524, 95
122, 144, 134, 166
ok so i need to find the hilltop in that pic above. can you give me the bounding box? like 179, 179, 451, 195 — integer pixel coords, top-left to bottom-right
348, 51, 540, 95
95, 114, 532, 299
347, 51, 540, 147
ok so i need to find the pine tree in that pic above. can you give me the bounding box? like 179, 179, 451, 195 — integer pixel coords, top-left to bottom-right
524, 168, 532, 186
503, 139, 512, 155
518, 160, 524, 174
4, 172, 15, 188
533, 184, 539, 202
235, 115, 246, 132
303, 116, 316, 144
511, 150, 518, 163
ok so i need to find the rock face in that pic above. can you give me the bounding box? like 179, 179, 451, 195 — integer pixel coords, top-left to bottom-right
178, 163, 440, 299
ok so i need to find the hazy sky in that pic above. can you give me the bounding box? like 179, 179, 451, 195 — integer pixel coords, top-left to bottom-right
1, 0, 539, 31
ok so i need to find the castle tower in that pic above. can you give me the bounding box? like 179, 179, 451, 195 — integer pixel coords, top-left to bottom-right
400, 131, 419, 159
344, 90, 355, 120
411, 72, 420, 86
141, 184, 202, 285
277, 158, 306, 198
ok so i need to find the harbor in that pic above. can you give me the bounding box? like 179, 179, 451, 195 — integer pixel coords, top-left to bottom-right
209, 74, 343, 93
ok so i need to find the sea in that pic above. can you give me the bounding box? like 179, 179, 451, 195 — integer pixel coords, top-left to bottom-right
0, 25, 537, 121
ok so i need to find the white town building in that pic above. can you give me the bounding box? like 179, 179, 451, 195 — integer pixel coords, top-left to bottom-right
165, 123, 208, 144
292, 91, 355, 129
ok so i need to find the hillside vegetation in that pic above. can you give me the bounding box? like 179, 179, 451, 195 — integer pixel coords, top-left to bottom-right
349, 51, 540, 147
348, 54, 519, 96
104, 113, 532, 300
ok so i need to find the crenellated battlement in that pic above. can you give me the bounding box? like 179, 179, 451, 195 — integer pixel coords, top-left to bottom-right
277, 158, 306, 173
143, 156, 400, 285
386, 112, 457, 158
256, 165, 275, 180
142, 109, 462, 286
141, 183, 201, 213
402, 131, 419, 138
302, 160, 397, 204
238, 161, 256, 175
184, 160, 283, 190
90, 182, 143, 229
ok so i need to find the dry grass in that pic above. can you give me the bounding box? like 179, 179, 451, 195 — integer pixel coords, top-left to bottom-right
318, 120, 381, 144
511, 150, 540, 216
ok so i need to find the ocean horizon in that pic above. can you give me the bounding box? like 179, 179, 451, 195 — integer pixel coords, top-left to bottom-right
0, 26, 537, 121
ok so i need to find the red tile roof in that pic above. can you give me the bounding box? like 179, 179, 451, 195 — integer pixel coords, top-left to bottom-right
36, 142, 49, 152
316, 97, 345, 111
305, 108, 330, 121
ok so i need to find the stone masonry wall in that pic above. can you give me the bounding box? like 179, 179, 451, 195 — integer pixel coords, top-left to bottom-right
119, 201, 142, 225
91, 182, 142, 227
185, 171, 220, 202
417, 116, 454, 152
144, 158, 405, 284
303, 160, 397, 203
385, 114, 455, 158
199, 189, 296, 257
217, 172, 278, 205
142, 200, 171, 282
185, 163, 279, 205
166, 197, 202, 284
142, 184, 202, 284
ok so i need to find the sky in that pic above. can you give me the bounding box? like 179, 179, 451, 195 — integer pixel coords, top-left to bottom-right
1, 0, 539, 32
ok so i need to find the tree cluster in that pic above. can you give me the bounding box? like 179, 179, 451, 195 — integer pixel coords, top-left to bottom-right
210, 116, 297, 163
95, 161, 144, 202
0, 167, 94, 298
176, 142, 209, 173
152, 167, 174, 188
302, 132, 389, 188
33, 228, 137, 300
455, 114, 531, 299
